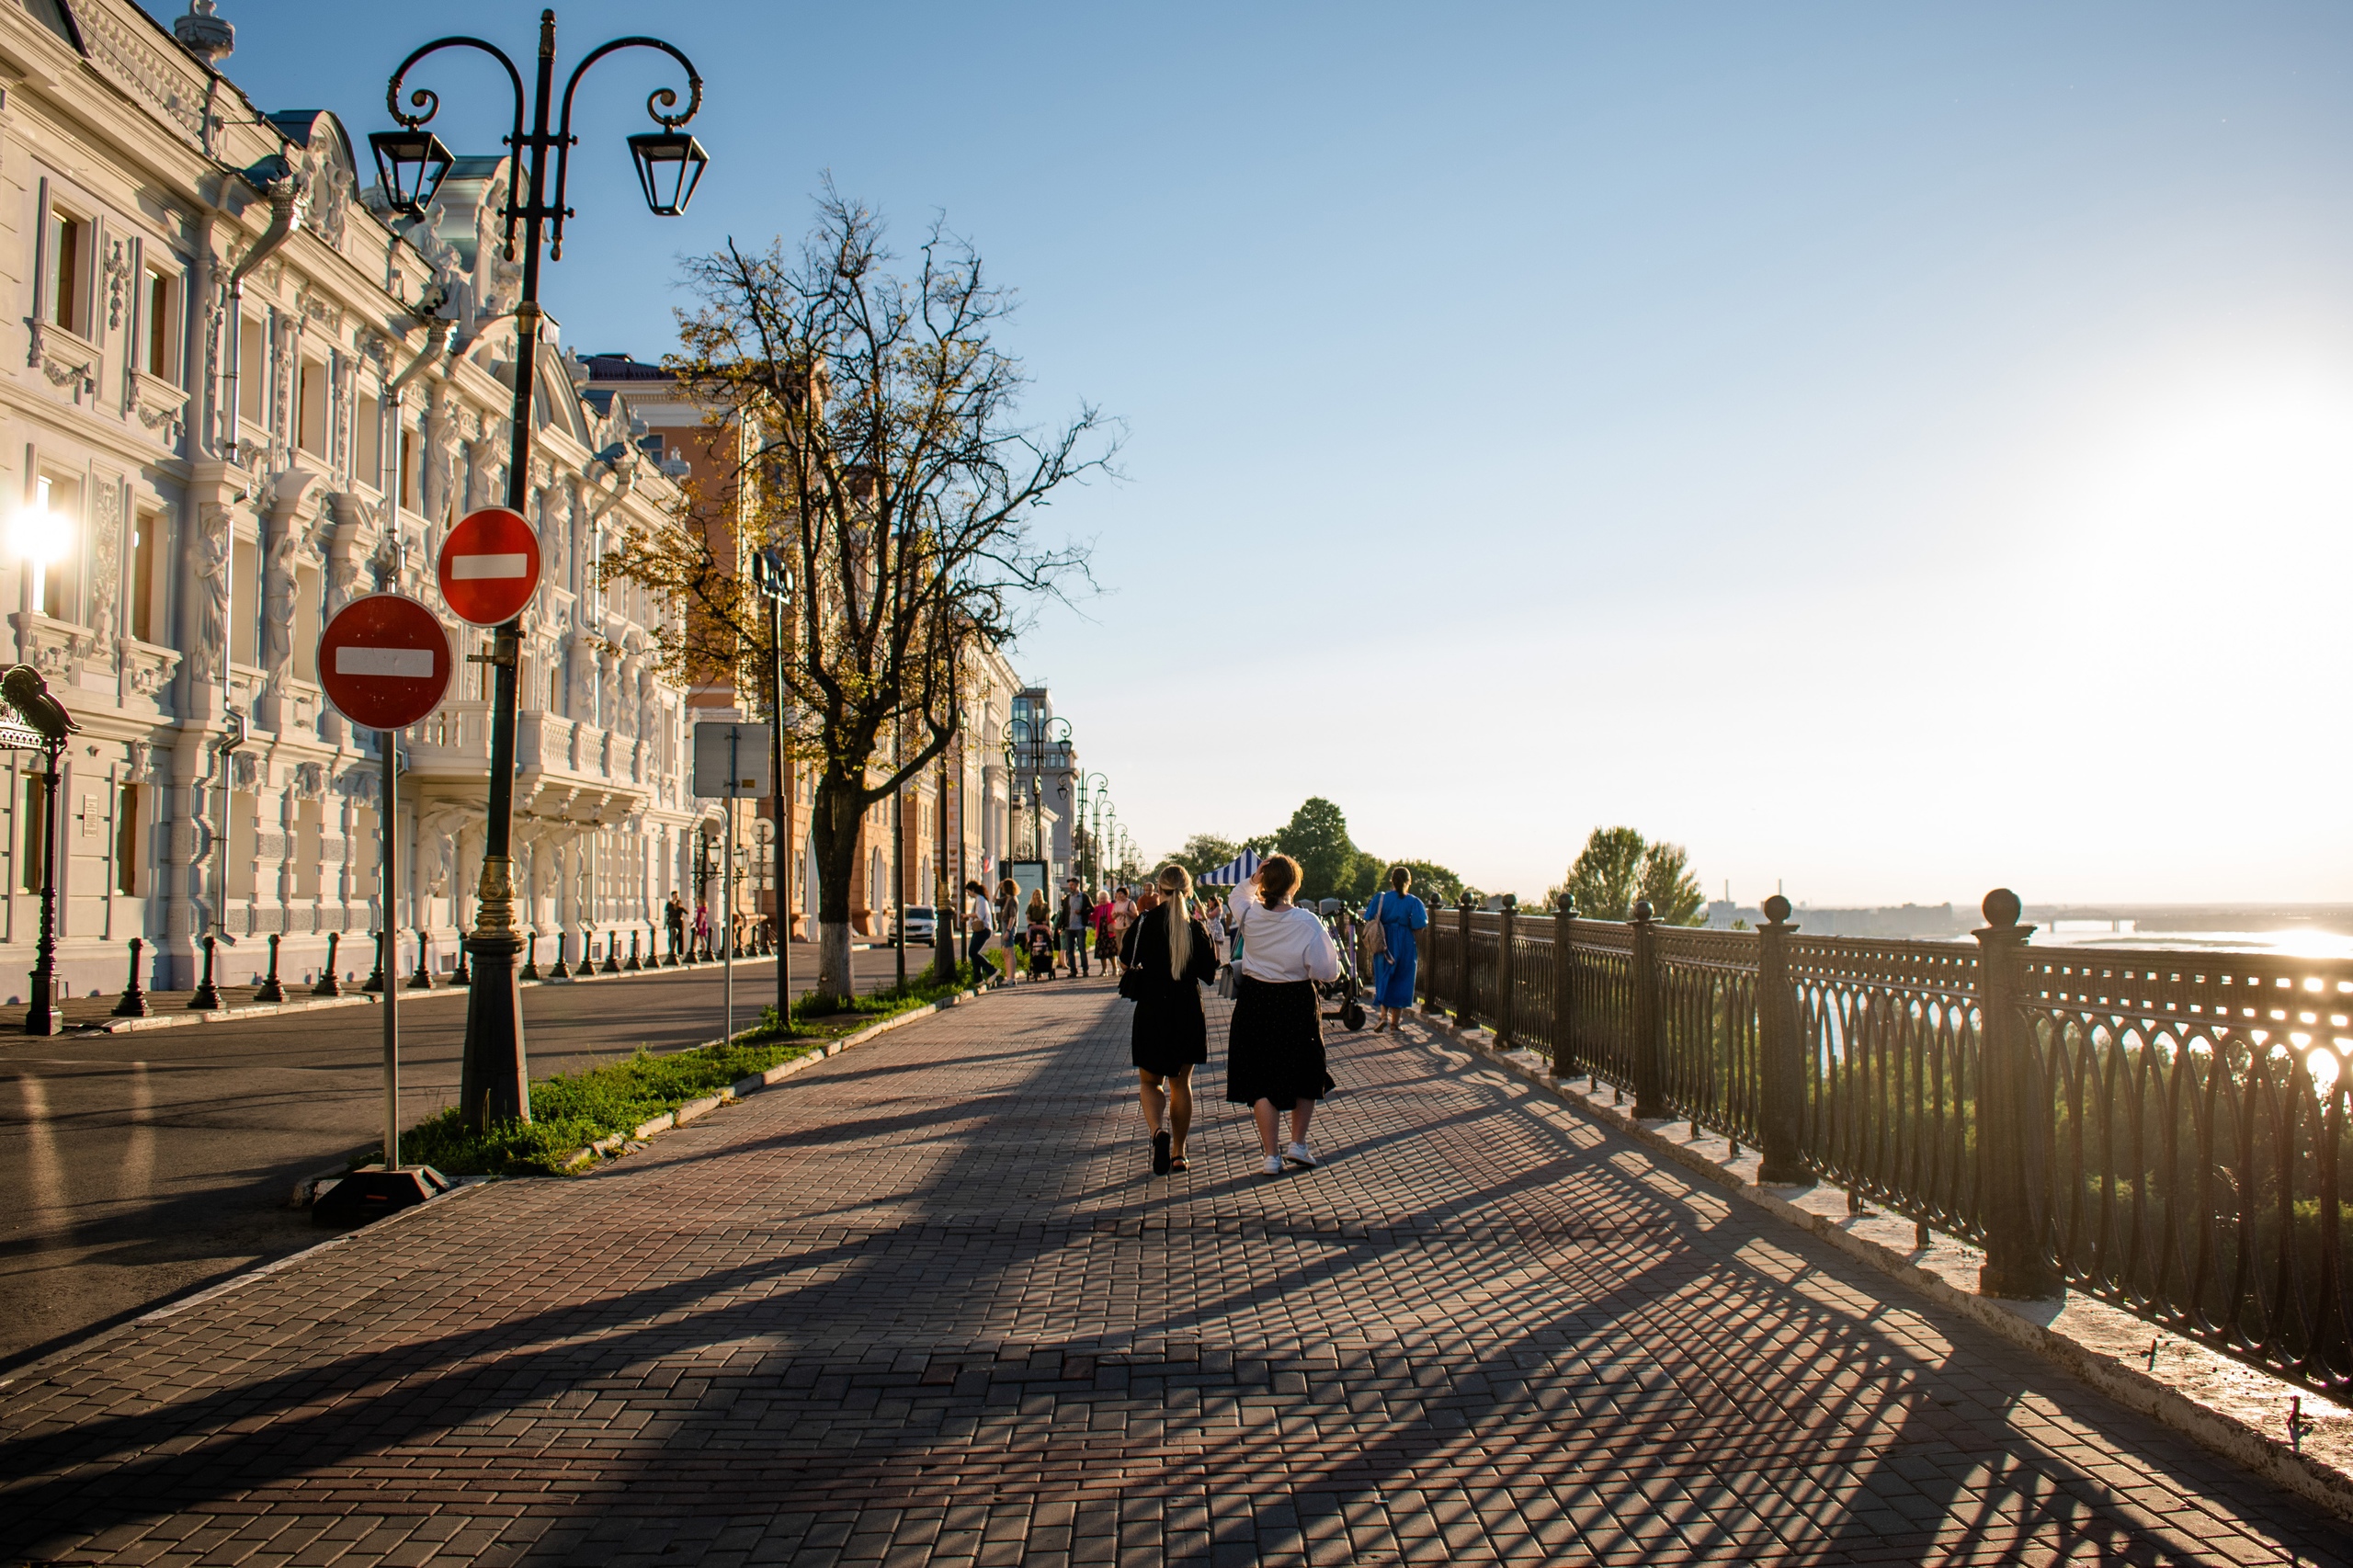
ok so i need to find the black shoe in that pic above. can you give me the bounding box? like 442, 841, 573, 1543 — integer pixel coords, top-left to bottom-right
1151, 1131, 1173, 1176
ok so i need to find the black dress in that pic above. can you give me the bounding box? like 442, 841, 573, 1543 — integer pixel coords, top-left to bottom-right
1225, 977, 1335, 1108
1120, 907, 1220, 1074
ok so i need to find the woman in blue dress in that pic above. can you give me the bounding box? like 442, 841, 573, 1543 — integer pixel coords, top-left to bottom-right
1360, 867, 1428, 1032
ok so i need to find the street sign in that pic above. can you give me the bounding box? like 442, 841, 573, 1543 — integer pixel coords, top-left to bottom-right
317, 593, 453, 731
691, 720, 772, 798
436, 506, 542, 627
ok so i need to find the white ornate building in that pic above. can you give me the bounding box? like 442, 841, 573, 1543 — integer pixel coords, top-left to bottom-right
0, 0, 714, 999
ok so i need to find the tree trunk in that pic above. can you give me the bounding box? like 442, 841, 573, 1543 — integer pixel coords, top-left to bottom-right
810, 773, 866, 1000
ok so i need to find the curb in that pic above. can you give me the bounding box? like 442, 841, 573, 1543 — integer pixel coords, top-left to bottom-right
1407, 1010, 2353, 1525
556, 987, 983, 1172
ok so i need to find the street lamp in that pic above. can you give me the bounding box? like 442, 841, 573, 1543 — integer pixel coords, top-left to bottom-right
1070, 771, 1109, 891
374, 13, 708, 1131
1001, 720, 1030, 861
748, 548, 793, 1021
0, 665, 75, 1034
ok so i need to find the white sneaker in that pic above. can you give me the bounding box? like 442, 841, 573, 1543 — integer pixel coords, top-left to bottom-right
1261, 1154, 1285, 1177
1285, 1143, 1318, 1169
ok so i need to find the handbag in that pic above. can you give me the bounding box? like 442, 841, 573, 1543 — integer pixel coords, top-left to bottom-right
1363, 892, 1389, 971
1215, 901, 1247, 1000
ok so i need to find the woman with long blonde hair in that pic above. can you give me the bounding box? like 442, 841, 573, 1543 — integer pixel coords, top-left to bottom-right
1118, 862, 1220, 1174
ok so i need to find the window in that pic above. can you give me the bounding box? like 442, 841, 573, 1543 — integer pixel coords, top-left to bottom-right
297, 358, 326, 458
356, 388, 381, 490
45, 208, 85, 334
31, 474, 75, 621
398, 426, 415, 511
115, 783, 138, 896
230, 533, 257, 665
131, 509, 160, 643
294, 797, 322, 901
142, 268, 176, 379
18, 773, 52, 893
226, 792, 256, 900
237, 315, 264, 426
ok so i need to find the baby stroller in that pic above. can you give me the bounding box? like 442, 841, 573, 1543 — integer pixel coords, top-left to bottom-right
1315, 899, 1369, 1031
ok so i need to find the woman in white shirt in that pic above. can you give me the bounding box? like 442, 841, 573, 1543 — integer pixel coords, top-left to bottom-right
1223, 853, 1341, 1176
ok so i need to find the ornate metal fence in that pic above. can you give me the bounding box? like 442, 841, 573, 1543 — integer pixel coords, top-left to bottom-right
1411, 890, 2353, 1400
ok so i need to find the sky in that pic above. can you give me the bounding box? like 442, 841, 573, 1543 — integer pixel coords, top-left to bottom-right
153, 0, 2353, 908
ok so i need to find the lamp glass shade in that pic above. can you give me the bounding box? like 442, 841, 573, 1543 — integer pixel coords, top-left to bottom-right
9, 509, 71, 567
368, 128, 455, 217
627, 131, 708, 217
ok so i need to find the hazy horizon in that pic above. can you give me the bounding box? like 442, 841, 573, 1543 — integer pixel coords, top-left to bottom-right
169, 2, 2353, 906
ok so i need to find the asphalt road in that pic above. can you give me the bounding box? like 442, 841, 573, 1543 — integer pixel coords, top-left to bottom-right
0, 946, 936, 1373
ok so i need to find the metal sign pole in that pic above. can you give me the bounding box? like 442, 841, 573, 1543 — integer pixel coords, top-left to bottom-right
723, 724, 737, 1044
382, 728, 400, 1169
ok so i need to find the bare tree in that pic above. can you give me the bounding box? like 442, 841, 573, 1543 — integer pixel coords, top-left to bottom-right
605, 186, 1115, 998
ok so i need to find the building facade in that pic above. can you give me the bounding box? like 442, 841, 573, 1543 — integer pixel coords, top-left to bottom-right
0, 0, 715, 998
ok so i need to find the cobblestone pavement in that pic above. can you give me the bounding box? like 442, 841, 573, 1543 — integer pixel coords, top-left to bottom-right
3, 977, 2347, 1566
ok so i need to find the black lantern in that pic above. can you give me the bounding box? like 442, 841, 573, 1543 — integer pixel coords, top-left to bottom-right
369, 127, 455, 218
627, 131, 709, 217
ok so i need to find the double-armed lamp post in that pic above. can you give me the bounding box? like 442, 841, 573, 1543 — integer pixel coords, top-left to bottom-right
369, 9, 709, 1129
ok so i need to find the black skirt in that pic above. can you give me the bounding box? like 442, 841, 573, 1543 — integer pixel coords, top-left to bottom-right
1224, 974, 1334, 1107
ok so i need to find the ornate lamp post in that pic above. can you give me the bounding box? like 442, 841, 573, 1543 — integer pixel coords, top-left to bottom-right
1000, 721, 1030, 862
748, 548, 793, 1020
372, 12, 708, 1130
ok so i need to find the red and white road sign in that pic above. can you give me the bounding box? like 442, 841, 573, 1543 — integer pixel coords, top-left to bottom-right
317, 593, 453, 732
436, 506, 542, 627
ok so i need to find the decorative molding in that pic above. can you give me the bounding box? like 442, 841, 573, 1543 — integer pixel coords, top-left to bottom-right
28, 320, 96, 397
75, 4, 210, 148
129, 368, 188, 441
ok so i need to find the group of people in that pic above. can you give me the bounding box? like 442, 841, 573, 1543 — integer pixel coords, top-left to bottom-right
959, 875, 1235, 986
1117, 857, 1427, 1178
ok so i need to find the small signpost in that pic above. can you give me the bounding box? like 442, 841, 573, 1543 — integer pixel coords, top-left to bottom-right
436, 506, 542, 628
692, 718, 772, 1047
315, 594, 454, 1223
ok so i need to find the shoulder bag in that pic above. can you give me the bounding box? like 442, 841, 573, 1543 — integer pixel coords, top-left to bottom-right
1216, 900, 1246, 1000
1363, 892, 1389, 971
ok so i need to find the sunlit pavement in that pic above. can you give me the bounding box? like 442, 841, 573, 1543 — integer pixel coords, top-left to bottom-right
2, 975, 2345, 1565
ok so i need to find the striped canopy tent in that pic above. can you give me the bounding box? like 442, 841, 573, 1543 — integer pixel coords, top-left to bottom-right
1199, 848, 1264, 887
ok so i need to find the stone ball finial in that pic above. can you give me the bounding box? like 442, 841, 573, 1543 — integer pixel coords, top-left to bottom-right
1501, 892, 1517, 911
1556, 892, 1576, 917
176, 0, 234, 67
1763, 893, 1790, 924
1982, 888, 2022, 927
1631, 899, 1654, 923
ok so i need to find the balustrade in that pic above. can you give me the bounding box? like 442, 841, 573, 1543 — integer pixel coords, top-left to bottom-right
1414, 887, 2352, 1399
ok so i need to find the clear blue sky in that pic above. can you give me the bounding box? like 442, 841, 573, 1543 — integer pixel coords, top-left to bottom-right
163, 1, 2353, 906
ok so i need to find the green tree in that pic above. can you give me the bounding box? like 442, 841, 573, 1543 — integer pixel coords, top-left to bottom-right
1166, 834, 1241, 881
1552, 826, 1705, 924
1392, 859, 1467, 907
1275, 797, 1358, 902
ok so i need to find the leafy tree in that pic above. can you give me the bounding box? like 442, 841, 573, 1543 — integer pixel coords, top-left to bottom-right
1166, 834, 1241, 882
1391, 859, 1466, 907
605, 187, 1117, 998
1551, 826, 1705, 924
1276, 797, 1359, 903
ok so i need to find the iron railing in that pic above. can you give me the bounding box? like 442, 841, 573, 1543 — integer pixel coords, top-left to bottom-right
1413, 890, 2353, 1399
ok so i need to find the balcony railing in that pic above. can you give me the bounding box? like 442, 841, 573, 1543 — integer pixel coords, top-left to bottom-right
1418, 892, 2353, 1400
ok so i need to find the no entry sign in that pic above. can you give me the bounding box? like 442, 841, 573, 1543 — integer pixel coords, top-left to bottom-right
437, 506, 542, 627
317, 593, 453, 731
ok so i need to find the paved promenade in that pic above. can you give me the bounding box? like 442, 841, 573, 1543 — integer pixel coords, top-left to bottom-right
3, 978, 2346, 1565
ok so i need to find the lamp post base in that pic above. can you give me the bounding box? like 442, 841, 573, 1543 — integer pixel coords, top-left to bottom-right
459, 930, 529, 1128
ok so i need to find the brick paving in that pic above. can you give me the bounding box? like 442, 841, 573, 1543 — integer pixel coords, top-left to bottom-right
2, 978, 2347, 1565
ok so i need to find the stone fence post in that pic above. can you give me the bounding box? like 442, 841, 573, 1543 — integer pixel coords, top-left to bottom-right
1551, 894, 1576, 1078
1974, 888, 2060, 1299
1630, 898, 1667, 1119
1454, 892, 1475, 1022
1755, 894, 1807, 1183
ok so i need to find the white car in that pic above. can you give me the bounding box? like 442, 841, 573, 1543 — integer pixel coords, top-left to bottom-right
894, 905, 938, 944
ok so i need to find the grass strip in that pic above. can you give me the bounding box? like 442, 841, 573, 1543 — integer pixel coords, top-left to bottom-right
386, 962, 979, 1177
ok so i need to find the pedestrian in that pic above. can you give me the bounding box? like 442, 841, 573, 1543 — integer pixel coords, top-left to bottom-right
1224, 853, 1340, 1176
692, 899, 710, 961
1361, 866, 1429, 1031
1108, 886, 1137, 967
1024, 891, 1056, 981
1120, 862, 1220, 1174
995, 877, 1021, 982
665, 891, 686, 961
1091, 886, 1117, 969
961, 879, 997, 983
1058, 876, 1094, 978
1199, 894, 1228, 967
